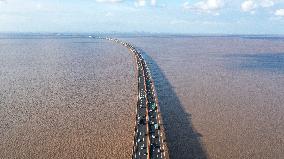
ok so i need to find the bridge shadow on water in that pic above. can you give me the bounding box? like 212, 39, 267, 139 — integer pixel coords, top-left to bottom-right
140, 50, 208, 159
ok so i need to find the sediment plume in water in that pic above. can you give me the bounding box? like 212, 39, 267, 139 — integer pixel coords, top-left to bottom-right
0, 37, 137, 158
1, 35, 284, 159
121, 36, 284, 159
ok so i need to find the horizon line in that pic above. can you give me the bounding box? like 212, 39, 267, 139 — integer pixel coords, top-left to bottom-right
1, 32, 284, 37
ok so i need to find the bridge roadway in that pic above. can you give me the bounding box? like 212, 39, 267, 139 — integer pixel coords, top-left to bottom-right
104, 37, 166, 159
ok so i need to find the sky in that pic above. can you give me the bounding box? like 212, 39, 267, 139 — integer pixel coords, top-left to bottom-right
0, 0, 284, 34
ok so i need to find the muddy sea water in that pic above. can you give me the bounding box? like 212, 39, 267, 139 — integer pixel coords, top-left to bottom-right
0, 35, 137, 158
121, 36, 284, 159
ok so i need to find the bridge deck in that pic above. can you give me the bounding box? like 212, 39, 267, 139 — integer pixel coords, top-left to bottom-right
105, 37, 167, 159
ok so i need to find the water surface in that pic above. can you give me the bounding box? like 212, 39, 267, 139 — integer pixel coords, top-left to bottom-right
121, 36, 284, 159
0, 36, 137, 158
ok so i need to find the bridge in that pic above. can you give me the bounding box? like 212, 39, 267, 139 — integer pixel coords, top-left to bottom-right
104, 37, 167, 159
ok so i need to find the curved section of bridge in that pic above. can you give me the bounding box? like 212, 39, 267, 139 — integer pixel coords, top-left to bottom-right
105, 37, 167, 159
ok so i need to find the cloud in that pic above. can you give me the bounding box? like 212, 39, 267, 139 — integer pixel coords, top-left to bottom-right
134, 0, 157, 7
0, 0, 7, 4
150, 0, 157, 6
260, 0, 274, 7
135, 0, 146, 7
96, 0, 123, 3
241, 0, 257, 12
275, 8, 284, 16
183, 0, 224, 14
95, 0, 157, 7
241, 0, 276, 13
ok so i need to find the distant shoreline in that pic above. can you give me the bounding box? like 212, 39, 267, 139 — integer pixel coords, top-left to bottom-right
1, 33, 284, 40
1, 32, 284, 37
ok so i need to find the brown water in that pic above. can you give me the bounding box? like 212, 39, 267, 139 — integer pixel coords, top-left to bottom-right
0, 37, 137, 158
1, 35, 284, 159
121, 36, 284, 159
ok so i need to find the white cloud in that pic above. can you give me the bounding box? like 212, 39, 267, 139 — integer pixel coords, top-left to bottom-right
260, 0, 274, 7
275, 9, 284, 16
135, 0, 146, 7
0, 0, 7, 4
95, 0, 157, 7
96, 0, 157, 7
241, 0, 257, 12
241, 0, 277, 13
183, 0, 224, 13
150, 0, 157, 6
134, 0, 157, 7
96, 0, 123, 3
